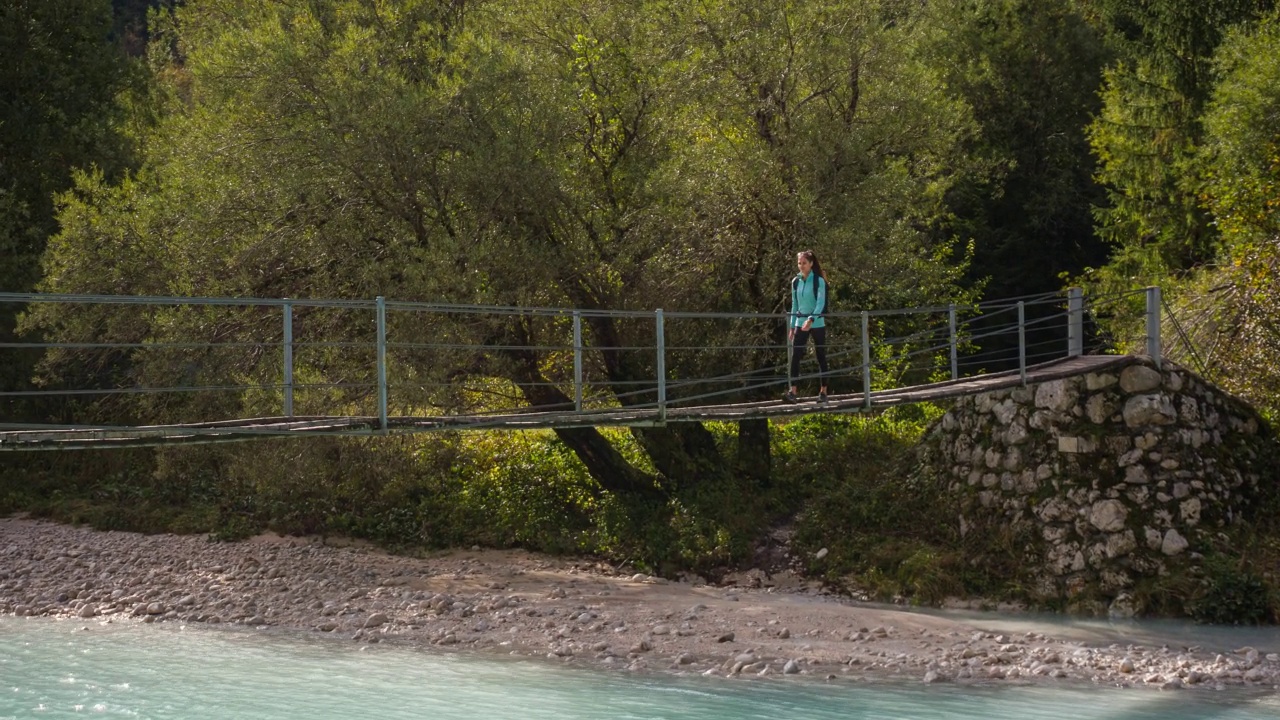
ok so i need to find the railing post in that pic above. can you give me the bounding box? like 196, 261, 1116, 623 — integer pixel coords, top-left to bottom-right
1068, 287, 1083, 357
948, 303, 958, 381
283, 301, 294, 418
1018, 300, 1027, 385
1146, 285, 1162, 369
861, 310, 871, 409
376, 296, 388, 432
655, 308, 666, 424
573, 311, 583, 413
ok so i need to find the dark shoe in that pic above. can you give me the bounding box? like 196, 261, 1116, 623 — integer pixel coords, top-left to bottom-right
817, 391, 828, 404
782, 391, 798, 404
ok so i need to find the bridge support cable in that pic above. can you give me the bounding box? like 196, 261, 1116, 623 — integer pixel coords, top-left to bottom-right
1161, 295, 1210, 379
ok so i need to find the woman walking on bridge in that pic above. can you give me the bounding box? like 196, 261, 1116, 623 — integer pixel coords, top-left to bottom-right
784, 250, 829, 404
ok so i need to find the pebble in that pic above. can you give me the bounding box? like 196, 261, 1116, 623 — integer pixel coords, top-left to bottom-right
2, 518, 1275, 694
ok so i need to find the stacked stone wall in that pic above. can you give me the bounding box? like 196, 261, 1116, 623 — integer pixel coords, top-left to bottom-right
914, 357, 1277, 615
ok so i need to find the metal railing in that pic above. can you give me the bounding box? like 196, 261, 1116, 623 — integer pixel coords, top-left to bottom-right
0, 286, 1163, 437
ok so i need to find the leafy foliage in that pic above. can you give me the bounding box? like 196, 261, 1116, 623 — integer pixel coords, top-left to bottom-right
0, 0, 138, 412
1141, 10, 1280, 415
1081, 0, 1274, 291
30, 0, 980, 498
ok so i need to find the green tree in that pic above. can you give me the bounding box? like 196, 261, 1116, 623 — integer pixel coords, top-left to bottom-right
34, 0, 979, 499
1170, 10, 1280, 414
927, 0, 1111, 301
1081, 0, 1274, 289
0, 0, 136, 402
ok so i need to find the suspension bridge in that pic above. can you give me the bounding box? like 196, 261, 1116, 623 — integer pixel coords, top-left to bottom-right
0, 287, 1171, 451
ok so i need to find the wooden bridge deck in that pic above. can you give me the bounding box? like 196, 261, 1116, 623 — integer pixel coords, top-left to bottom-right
0, 355, 1138, 451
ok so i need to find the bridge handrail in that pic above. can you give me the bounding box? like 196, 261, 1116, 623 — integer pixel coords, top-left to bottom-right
0, 287, 1164, 443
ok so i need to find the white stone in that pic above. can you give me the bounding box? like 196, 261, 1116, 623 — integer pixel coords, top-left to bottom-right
994, 399, 1019, 425
1118, 448, 1144, 467
1035, 380, 1077, 412
1178, 398, 1200, 423
1120, 365, 1163, 393
1123, 395, 1177, 427
1180, 498, 1202, 526
1086, 373, 1118, 391
1035, 498, 1071, 523
985, 448, 1002, 469
1089, 500, 1128, 533
1058, 436, 1096, 454
1161, 529, 1189, 556
1005, 422, 1029, 445
1124, 465, 1149, 485
1086, 394, 1113, 424
1043, 525, 1069, 543
1144, 527, 1163, 550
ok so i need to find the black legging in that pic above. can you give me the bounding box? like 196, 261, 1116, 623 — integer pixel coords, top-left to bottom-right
789, 326, 828, 386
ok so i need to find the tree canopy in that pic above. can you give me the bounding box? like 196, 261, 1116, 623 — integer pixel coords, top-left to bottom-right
33, 0, 984, 493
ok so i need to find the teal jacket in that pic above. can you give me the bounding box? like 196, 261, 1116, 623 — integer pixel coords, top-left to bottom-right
790, 272, 827, 329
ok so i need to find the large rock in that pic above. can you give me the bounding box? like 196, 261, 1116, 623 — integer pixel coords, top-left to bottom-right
1119, 365, 1163, 393
993, 399, 1019, 425
1089, 500, 1128, 532
1105, 530, 1137, 558
1122, 394, 1177, 427
1161, 529, 1189, 556
1086, 394, 1115, 424
1086, 372, 1118, 391
1035, 380, 1077, 412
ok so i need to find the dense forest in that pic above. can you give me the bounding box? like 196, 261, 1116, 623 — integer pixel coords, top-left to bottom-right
2, 0, 1279, 616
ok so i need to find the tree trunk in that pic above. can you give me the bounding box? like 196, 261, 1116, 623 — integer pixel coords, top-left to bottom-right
499, 335, 659, 498
579, 312, 730, 488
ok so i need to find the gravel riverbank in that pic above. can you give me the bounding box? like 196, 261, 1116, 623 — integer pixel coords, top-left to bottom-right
3, 517, 1278, 693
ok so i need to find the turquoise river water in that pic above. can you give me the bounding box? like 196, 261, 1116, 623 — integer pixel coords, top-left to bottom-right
3, 615, 1279, 720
